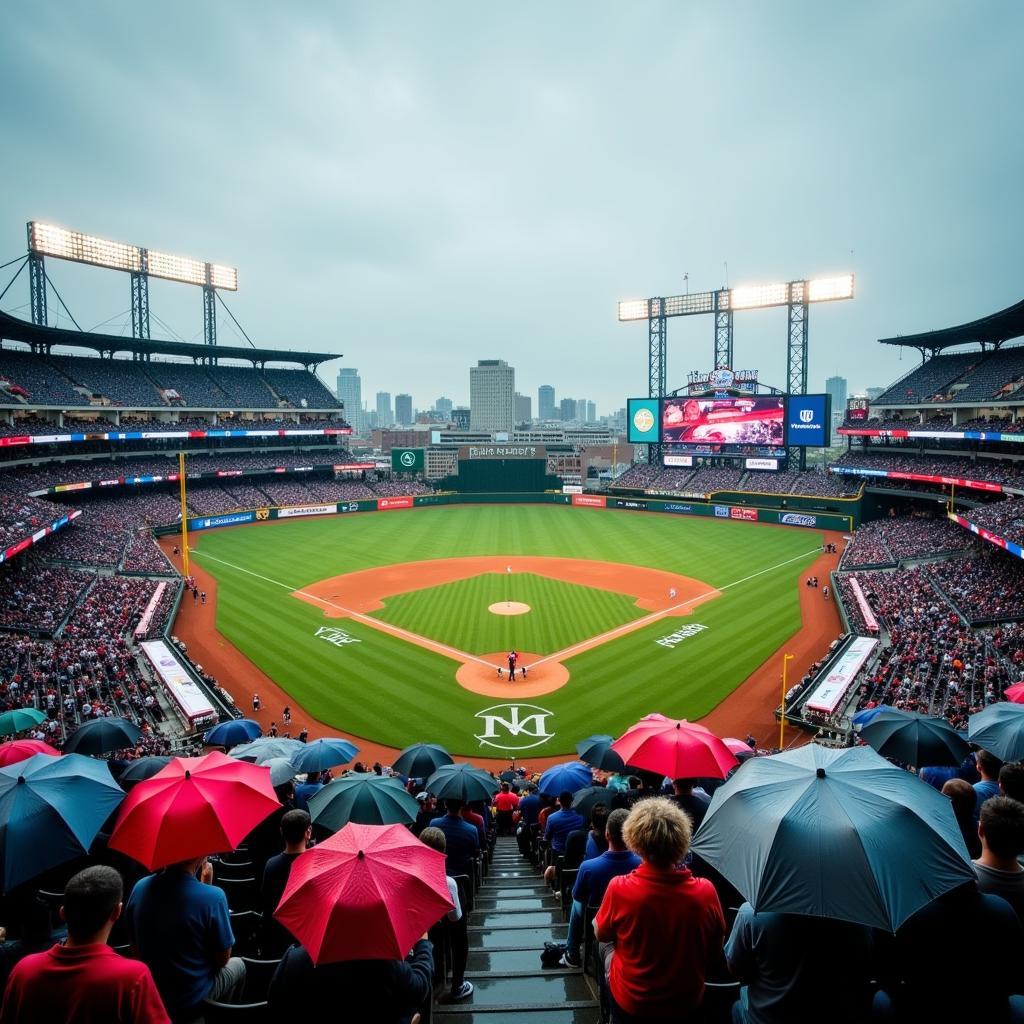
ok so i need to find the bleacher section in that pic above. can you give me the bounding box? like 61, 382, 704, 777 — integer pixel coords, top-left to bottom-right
873, 350, 982, 405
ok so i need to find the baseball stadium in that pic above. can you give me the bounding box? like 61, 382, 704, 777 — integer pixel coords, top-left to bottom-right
3, 215, 1024, 1019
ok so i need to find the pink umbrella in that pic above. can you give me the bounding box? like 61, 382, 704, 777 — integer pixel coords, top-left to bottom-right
1005, 683, 1024, 705
612, 717, 738, 779
275, 822, 454, 964
0, 739, 60, 767
721, 737, 754, 757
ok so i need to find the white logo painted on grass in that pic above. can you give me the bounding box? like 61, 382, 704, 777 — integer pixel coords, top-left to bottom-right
474, 703, 554, 751
655, 623, 708, 648
315, 626, 361, 648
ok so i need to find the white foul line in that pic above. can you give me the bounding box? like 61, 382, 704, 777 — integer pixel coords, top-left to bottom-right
191, 544, 821, 669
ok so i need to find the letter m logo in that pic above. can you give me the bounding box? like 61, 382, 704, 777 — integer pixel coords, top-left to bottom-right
474, 703, 555, 752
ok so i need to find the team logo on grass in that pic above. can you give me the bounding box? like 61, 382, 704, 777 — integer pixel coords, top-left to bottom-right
474, 703, 554, 751
655, 623, 708, 648
314, 626, 361, 647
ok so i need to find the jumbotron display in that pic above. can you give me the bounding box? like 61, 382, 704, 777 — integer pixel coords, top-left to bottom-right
662, 396, 784, 449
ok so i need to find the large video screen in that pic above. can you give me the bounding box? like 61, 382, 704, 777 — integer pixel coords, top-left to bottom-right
661, 396, 784, 449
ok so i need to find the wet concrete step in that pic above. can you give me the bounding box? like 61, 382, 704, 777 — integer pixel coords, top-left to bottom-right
473, 909, 563, 928
466, 948, 579, 974
469, 924, 568, 949
478, 884, 549, 898
474, 894, 559, 912
437, 973, 594, 1009
433, 1010, 600, 1023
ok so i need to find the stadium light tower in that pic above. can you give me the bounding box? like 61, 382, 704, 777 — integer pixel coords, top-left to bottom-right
618, 273, 854, 465
26, 221, 237, 346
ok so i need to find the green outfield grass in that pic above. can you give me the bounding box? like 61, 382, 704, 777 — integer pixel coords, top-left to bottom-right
372, 572, 646, 655
189, 505, 821, 756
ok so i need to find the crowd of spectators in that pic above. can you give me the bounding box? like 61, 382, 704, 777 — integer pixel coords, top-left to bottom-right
960, 496, 1024, 546
613, 463, 860, 497
924, 553, 1024, 622
841, 414, 1018, 434
0, 492, 70, 551
842, 514, 971, 569
831, 450, 1024, 488
0, 556, 92, 632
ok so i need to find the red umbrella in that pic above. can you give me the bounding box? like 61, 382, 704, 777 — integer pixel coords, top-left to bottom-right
1005, 683, 1024, 705
612, 717, 738, 780
108, 750, 280, 869
0, 739, 60, 767
274, 822, 453, 964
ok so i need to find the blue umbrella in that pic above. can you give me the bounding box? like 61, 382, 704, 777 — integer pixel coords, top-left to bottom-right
576, 735, 625, 773
293, 738, 360, 775
0, 753, 125, 889
690, 744, 975, 932
850, 705, 898, 729
537, 760, 593, 797
969, 702, 1024, 762
203, 718, 262, 747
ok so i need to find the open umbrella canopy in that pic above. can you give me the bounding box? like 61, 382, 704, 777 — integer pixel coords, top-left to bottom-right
292, 738, 360, 775
576, 735, 625, 773
117, 756, 172, 786
0, 739, 60, 767
203, 718, 262, 748
109, 750, 281, 870
612, 717, 737, 780
308, 774, 419, 831
264, 757, 300, 787
850, 705, 898, 729
969, 702, 1024, 762
0, 708, 48, 738
274, 822, 453, 964
229, 737, 306, 765
721, 738, 756, 759
690, 744, 975, 932
424, 763, 499, 803
0, 753, 124, 890
538, 760, 593, 797
63, 717, 142, 756
392, 743, 452, 780
859, 710, 971, 768
1005, 683, 1024, 705
571, 785, 615, 820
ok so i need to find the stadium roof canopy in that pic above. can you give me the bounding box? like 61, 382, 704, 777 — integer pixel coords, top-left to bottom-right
0, 310, 341, 368
879, 298, 1024, 356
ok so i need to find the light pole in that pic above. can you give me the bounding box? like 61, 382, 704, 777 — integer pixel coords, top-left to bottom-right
780, 653, 795, 750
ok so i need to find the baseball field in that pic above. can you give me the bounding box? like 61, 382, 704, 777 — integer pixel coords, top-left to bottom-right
184, 504, 829, 758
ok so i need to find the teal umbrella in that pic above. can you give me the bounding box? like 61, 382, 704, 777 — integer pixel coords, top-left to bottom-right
392, 743, 453, 779
308, 774, 419, 831
0, 753, 125, 889
576, 735, 625, 773
293, 738, 360, 775
0, 708, 47, 738
968, 702, 1024, 762
859, 710, 970, 768
690, 744, 975, 932
424, 763, 499, 803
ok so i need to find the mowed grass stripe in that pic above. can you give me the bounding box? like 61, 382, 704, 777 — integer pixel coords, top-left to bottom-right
373, 573, 645, 655
195, 506, 820, 753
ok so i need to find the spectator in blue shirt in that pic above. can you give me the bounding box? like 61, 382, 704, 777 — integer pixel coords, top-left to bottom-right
516, 784, 543, 856
974, 749, 1004, 818
561, 809, 640, 967
428, 799, 480, 880
126, 856, 245, 1020
545, 791, 587, 855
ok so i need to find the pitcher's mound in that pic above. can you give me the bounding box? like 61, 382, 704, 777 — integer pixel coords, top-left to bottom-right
489, 602, 531, 616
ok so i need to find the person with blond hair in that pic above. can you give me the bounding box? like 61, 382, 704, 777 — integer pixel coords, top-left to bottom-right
594, 797, 725, 1022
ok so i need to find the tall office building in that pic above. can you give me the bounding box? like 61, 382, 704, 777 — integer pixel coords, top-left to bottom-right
470, 359, 515, 432
336, 368, 362, 433
376, 392, 393, 428
395, 393, 413, 427
514, 392, 532, 424
560, 397, 577, 422
586, 401, 597, 424
434, 396, 453, 418
825, 376, 848, 429
538, 385, 556, 420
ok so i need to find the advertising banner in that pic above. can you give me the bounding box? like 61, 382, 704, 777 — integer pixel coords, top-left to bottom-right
745, 458, 779, 470
627, 398, 661, 444
662, 396, 784, 448
611, 497, 648, 511
805, 637, 878, 714
134, 582, 168, 637
277, 504, 335, 519
949, 513, 1024, 561
378, 496, 414, 510
847, 577, 879, 632
190, 511, 256, 531
663, 454, 694, 467
730, 507, 758, 521
139, 640, 217, 727
779, 512, 818, 527
572, 494, 606, 508
832, 466, 1011, 495
785, 394, 831, 447
562, 484, 584, 494
391, 448, 425, 473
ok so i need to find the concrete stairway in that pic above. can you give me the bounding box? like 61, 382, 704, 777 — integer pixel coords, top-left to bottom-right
433, 836, 601, 1023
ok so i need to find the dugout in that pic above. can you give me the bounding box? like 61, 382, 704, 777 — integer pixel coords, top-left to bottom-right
442, 444, 562, 493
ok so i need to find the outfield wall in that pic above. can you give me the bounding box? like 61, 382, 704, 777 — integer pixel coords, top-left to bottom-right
153, 491, 853, 536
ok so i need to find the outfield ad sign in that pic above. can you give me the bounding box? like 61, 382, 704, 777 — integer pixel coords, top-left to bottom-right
572, 494, 606, 508
391, 448, 424, 473
378, 496, 414, 510
611, 498, 648, 511
277, 504, 336, 519
785, 395, 831, 447
779, 512, 817, 527
191, 511, 255, 531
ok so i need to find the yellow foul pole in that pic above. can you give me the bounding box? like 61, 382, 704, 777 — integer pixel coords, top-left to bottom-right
178, 451, 190, 578
779, 653, 795, 749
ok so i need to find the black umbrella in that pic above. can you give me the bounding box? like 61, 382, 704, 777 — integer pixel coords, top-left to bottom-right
860, 711, 971, 768
576, 735, 625, 773
117, 756, 172, 786
571, 785, 615, 820
63, 717, 142, 756
393, 743, 453, 780
425, 763, 499, 803
499, 770, 517, 783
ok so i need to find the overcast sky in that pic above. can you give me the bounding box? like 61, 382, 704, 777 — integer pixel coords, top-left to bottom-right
1, 2, 1021, 415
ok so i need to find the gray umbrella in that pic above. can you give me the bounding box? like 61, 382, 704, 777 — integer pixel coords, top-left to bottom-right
690, 744, 975, 932
229, 737, 306, 765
